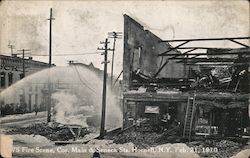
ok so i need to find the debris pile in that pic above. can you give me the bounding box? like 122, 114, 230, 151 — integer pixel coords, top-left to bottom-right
187, 139, 248, 158
105, 126, 181, 148
105, 126, 249, 158
112, 131, 161, 147
7, 122, 90, 141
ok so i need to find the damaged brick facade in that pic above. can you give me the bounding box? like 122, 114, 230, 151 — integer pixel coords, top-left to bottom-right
123, 15, 188, 91
122, 15, 250, 138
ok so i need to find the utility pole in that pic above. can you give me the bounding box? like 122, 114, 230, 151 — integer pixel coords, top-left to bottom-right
8, 41, 15, 56
17, 49, 31, 79
98, 38, 113, 139
108, 32, 122, 87
16, 49, 30, 113
47, 8, 55, 123
48, 8, 55, 67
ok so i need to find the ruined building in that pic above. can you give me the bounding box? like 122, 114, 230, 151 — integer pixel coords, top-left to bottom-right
122, 14, 250, 139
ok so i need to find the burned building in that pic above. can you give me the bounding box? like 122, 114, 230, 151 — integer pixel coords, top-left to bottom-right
123, 15, 190, 91
122, 15, 250, 139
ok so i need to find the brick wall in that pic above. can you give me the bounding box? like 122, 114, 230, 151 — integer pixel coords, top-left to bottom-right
123, 15, 188, 90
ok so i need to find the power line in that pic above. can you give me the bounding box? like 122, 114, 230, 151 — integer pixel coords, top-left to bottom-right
1, 52, 101, 57
31, 52, 101, 56
72, 65, 97, 94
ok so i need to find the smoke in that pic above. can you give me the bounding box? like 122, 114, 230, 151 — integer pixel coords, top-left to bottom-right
52, 91, 89, 127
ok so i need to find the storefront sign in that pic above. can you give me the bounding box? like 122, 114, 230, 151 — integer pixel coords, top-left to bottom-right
145, 106, 159, 114
0, 65, 22, 72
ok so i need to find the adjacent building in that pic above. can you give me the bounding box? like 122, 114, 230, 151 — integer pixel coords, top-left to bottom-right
0, 54, 52, 115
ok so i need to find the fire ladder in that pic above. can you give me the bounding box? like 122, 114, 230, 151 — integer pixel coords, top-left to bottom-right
183, 94, 196, 140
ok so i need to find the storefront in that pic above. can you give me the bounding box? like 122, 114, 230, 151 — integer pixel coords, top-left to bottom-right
195, 99, 249, 137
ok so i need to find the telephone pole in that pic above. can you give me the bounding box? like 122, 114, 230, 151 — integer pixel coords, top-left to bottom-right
48, 8, 55, 67
108, 32, 122, 87
47, 8, 55, 123
98, 38, 113, 139
8, 41, 15, 56
17, 49, 31, 79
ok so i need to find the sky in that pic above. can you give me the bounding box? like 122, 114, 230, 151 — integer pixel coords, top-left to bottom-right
0, 0, 249, 75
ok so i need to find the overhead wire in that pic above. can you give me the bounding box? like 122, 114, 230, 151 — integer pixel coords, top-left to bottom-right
1, 52, 101, 57
30, 52, 101, 56
72, 65, 98, 95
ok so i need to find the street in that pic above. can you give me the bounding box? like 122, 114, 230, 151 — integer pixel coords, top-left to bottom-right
1, 112, 47, 128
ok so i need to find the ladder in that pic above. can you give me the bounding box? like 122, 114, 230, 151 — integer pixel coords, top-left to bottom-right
183, 94, 196, 140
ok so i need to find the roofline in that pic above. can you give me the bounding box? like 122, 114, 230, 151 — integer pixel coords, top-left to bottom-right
0, 54, 54, 66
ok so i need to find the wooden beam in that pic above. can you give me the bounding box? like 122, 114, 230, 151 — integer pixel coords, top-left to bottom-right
167, 48, 197, 58
186, 63, 249, 66
228, 39, 249, 48
170, 57, 233, 60
158, 52, 250, 56
175, 58, 236, 63
153, 60, 169, 78
158, 41, 189, 56
167, 47, 232, 50
159, 37, 250, 42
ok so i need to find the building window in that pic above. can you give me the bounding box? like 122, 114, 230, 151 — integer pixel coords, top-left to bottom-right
29, 86, 32, 92
8, 72, 13, 86
0, 72, 6, 88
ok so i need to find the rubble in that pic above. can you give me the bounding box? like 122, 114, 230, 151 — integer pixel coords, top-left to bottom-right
187, 139, 249, 158
105, 126, 181, 148
153, 143, 200, 158
105, 126, 249, 158
85, 139, 199, 158
7, 122, 90, 141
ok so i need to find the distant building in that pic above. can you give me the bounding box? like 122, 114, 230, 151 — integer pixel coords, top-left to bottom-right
68, 61, 119, 88
0, 54, 52, 115
0, 54, 51, 89
68, 61, 104, 80
68, 61, 121, 96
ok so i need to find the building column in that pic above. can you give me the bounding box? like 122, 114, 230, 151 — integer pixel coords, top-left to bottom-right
28, 94, 32, 112
123, 99, 128, 129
